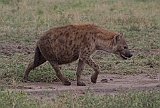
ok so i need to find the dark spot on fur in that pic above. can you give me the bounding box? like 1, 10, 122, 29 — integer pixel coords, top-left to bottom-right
59, 32, 63, 35
66, 33, 69, 37
59, 39, 64, 44
76, 32, 78, 35
69, 40, 72, 46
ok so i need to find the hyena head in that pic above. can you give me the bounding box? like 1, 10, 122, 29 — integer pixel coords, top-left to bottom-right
112, 33, 133, 59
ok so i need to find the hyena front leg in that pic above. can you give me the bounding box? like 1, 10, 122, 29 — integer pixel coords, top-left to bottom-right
80, 54, 100, 84
76, 59, 86, 86
84, 57, 100, 83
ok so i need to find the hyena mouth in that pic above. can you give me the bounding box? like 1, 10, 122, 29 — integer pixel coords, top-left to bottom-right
120, 54, 128, 60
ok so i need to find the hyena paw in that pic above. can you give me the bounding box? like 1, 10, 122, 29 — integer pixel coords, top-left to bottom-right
23, 76, 29, 82
77, 81, 86, 86
91, 75, 97, 83
63, 80, 71, 86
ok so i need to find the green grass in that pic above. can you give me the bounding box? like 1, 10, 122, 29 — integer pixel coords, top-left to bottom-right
0, 0, 160, 107
0, 90, 160, 108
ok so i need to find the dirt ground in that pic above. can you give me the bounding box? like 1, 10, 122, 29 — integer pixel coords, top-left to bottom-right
1, 42, 160, 98
13, 73, 160, 98
0, 42, 35, 56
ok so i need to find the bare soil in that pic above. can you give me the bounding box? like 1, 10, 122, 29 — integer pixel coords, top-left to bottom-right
13, 73, 160, 98
0, 42, 35, 56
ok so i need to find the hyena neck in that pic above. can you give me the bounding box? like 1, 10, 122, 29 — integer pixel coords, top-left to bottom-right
95, 38, 114, 53
94, 27, 117, 53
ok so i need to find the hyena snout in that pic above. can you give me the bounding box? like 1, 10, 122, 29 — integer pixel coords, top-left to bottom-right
120, 49, 133, 59
125, 50, 133, 58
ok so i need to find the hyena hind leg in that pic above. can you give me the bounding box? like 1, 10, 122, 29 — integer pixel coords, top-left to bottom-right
23, 54, 46, 81
76, 59, 86, 86
49, 61, 71, 86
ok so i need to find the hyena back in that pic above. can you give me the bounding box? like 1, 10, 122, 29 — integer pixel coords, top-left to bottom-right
23, 23, 132, 86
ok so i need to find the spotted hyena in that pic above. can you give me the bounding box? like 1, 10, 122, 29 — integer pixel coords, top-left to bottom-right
23, 23, 132, 86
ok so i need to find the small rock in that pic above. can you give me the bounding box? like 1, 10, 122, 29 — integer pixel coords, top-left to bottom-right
150, 65, 153, 68
17, 46, 22, 49
115, 61, 120, 64
27, 51, 31, 54
110, 78, 113, 81
101, 79, 108, 83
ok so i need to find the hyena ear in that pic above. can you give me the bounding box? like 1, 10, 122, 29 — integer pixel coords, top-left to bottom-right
119, 33, 123, 36
114, 34, 121, 44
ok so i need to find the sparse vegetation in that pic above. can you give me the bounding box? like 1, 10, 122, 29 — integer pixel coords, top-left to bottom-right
0, 0, 160, 107
0, 90, 160, 108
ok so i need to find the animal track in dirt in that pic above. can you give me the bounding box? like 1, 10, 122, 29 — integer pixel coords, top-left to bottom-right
12, 73, 160, 98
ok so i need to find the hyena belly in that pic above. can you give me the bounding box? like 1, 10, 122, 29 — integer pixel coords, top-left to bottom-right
54, 45, 80, 65
37, 33, 81, 65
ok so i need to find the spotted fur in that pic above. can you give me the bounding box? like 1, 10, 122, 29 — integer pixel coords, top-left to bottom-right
23, 23, 132, 86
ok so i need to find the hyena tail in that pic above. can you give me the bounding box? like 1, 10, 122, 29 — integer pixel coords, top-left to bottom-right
23, 46, 46, 81
34, 47, 41, 67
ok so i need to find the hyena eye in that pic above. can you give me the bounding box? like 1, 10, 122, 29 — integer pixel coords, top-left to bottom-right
124, 46, 127, 49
